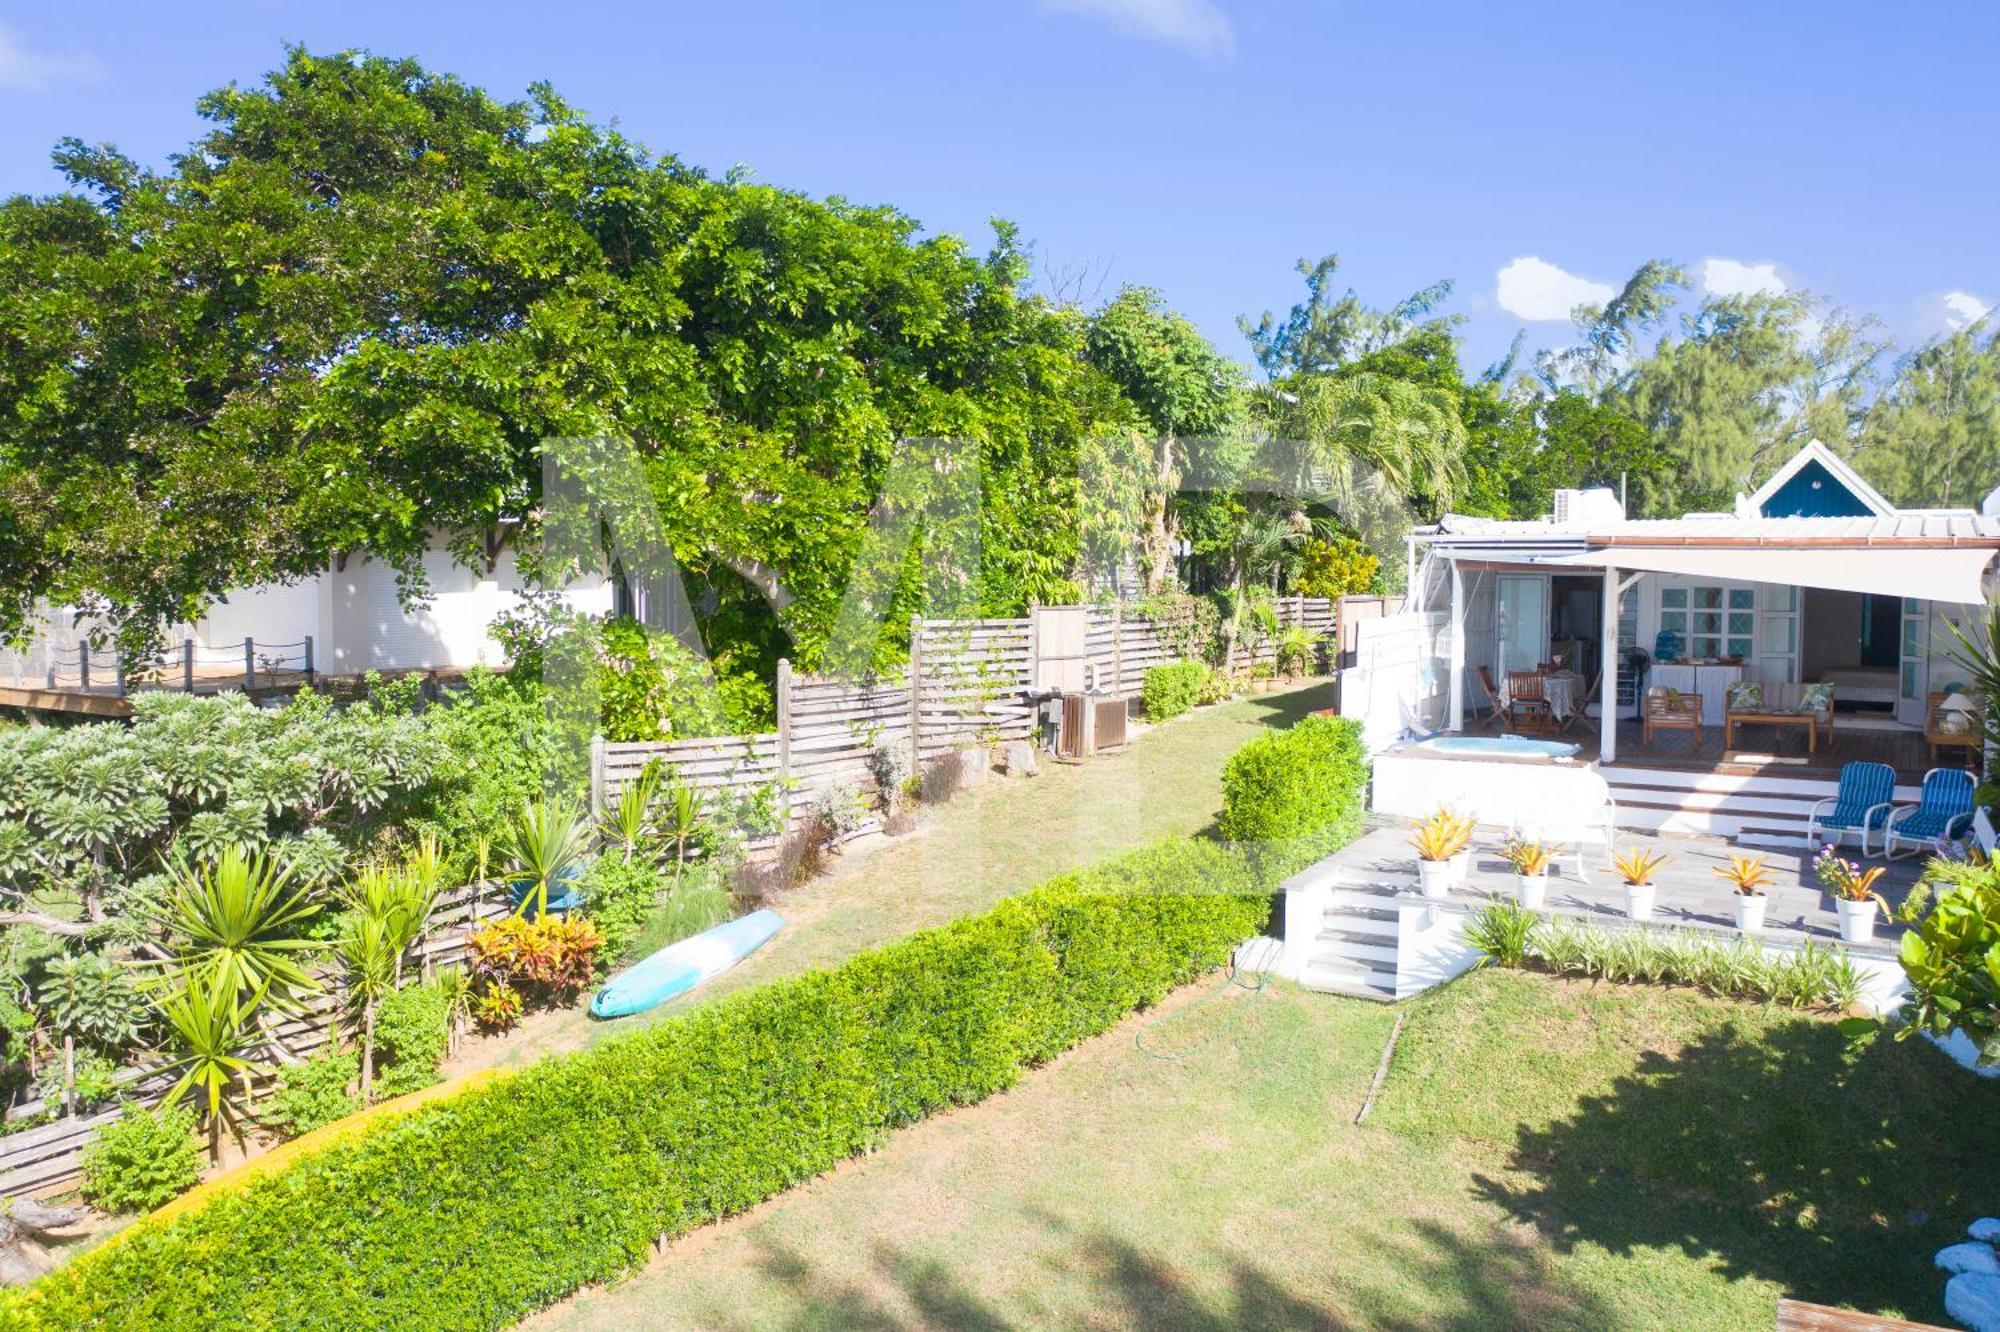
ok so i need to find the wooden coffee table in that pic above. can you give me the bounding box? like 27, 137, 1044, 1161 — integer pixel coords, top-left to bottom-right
1726, 711, 1817, 754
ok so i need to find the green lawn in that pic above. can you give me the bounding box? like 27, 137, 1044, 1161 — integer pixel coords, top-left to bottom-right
445, 682, 1329, 1075
526, 969, 1999, 1330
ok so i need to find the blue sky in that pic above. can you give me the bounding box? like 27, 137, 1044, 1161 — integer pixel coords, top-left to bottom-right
2, 2, 1995, 374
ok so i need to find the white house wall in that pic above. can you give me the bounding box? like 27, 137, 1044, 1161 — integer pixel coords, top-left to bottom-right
320, 539, 613, 674
197, 578, 322, 654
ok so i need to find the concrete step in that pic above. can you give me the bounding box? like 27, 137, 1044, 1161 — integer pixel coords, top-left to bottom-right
1317, 918, 1399, 946
1314, 936, 1400, 967
1302, 955, 1397, 996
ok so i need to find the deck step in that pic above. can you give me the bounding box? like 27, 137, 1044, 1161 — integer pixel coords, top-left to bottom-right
1313, 936, 1400, 967
1301, 956, 1397, 996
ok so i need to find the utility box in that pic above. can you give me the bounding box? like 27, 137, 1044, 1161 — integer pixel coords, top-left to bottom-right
1056, 691, 1129, 759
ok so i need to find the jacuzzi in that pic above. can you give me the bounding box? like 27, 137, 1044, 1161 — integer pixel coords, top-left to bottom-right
1413, 734, 1579, 760
1374, 732, 1592, 826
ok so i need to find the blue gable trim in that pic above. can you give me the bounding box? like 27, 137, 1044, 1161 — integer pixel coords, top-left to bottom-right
1758, 458, 1877, 517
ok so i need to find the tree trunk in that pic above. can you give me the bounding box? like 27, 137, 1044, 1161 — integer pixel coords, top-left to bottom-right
360, 1001, 377, 1105
60, 1037, 74, 1118
1144, 432, 1180, 593
208, 1112, 222, 1167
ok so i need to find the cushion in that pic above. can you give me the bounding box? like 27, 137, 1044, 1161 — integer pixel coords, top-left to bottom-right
1800, 682, 1834, 715
1727, 681, 1764, 710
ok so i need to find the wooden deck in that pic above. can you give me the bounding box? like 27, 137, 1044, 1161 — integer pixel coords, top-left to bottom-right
1553, 718, 1938, 783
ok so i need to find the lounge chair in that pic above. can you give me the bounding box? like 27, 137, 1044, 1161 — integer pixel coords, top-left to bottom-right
1881, 767, 1976, 860
1508, 767, 1617, 882
1641, 687, 1702, 752
1805, 760, 1897, 856
1506, 671, 1556, 733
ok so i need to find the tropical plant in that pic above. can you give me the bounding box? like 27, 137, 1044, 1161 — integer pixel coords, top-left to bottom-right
1465, 902, 1539, 968
1612, 847, 1670, 886
1499, 839, 1554, 877
467, 916, 604, 1005
1410, 808, 1474, 863
656, 776, 707, 892
79, 1104, 202, 1213
336, 911, 399, 1105
262, 1052, 362, 1139
1893, 859, 2000, 1064
1274, 625, 1321, 678
152, 848, 321, 1006
35, 953, 148, 1116
1813, 845, 1888, 908
499, 797, 593, 921
470, 981, 523, 1034
155, 967, 270, 1163
596, 761, 662, 859
1713, 854, 1775, 896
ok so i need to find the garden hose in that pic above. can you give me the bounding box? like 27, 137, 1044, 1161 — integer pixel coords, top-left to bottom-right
1132, 951, 1271, 1061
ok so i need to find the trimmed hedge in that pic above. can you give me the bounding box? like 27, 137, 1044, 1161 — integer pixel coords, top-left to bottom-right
6, 846, 1268, 1330
1218, 713, 1369, 877
1140, 660, 1210, 721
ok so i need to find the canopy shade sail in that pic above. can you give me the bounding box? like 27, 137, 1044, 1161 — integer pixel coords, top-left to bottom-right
1536, 544, 1996, 606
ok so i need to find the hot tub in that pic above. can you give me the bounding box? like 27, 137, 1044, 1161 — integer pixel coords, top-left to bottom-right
1413, 734, 1579, 760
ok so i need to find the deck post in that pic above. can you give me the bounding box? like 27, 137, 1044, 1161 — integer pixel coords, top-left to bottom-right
182, 639, 195, 692
243, 637, 255, 691
1447, 560, 1465, 732
907, 614, 924, 778
302, 635, 314, 682
78, 643, 90, 692
1600, 566, 1620, 763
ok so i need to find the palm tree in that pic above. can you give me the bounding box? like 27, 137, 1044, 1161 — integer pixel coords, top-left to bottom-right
499, 797, 593, 920
153, 847, 321, 1008
156, 966, 268, 1164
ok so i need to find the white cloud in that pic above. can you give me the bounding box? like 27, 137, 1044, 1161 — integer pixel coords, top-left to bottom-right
1700, 257, 1787, 299
1038, 0, 1235, 60
0, 23, 101, 91
1941, 290, 1993, 332
1493, 257, 1615, 323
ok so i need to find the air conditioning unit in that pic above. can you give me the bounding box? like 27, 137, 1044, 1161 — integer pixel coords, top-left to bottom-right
1057, 692, 1129, 759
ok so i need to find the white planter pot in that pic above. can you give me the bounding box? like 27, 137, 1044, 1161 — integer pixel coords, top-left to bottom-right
1417, 859, 1453, 899
1733, 894, 1768, 934
1835, 896, 1879, 944
1515, 874, 1547, 909
1449, 850, 1471, 887
1623, 882, 1657, 922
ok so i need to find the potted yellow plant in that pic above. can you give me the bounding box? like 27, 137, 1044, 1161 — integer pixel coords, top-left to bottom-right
1410, 808, 1473, 899
1500, 838, 1553, 909
1713, 854, 1774, 934
1613, 847, 1670, 922
1813, 844, 1889, 943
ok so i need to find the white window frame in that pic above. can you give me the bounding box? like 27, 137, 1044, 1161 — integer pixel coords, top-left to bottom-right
1656, 582, 1755, 663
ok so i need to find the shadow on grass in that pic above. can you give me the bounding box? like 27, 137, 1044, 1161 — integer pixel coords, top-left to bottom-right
1474, 1017, 2000, 1321
722, 1210, 1617, 1331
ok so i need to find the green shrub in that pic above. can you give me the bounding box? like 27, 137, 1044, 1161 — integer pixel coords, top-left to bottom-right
374, 981, 451, 1099
79, 1105, 202, 1214
1894, 859, 2000, 1064
1464, 902, 1536, 968
1507, 918, 1861, 1009
12, 846, 1268, 1329
263, 1052, 362, 1139
1218, 714, 1368, 876
1140, 660, 1210, 721
580, 851, 667, 959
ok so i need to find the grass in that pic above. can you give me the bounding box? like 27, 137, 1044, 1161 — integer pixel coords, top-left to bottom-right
524, 969, 2000, 1330
442, 682, 1329, 1075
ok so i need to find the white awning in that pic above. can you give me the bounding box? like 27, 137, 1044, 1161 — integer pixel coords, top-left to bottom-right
1535, 544, 1995, 605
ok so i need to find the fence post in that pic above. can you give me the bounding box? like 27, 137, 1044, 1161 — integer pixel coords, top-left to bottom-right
243, 637, 255, 690
775, 658, 793, 829
303, 635, 315, 682
908, 614, 924, 776
589, 734, 607, 818
78, 643, 90, 692
1112, 605, 1124, 694
182, 639, 195, 692
113, 654, 125, 698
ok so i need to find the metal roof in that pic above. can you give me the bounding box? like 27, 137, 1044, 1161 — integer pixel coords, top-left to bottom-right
1425, 511, 2000, 549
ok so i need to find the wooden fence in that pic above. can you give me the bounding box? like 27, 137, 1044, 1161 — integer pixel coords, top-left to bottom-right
0, 881, 510, 1199
592, 599, 1336, 827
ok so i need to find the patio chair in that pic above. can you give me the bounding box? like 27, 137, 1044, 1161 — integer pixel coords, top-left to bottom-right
1805, 760, 1897, 856
1508, 767, 1617, 882
1559, 669, 1602, 734
1472, 666, 1505, 729
1506, 671, 1556, 734
1641, 687, 1702, 752
1881, 766, 1977, 860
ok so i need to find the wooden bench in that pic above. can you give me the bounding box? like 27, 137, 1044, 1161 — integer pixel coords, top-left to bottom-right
1775, 1296, 1950, 1330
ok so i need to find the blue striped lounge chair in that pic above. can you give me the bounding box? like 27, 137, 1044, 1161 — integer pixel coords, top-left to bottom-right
1805, 761, 1898, 856
1881, 767, 1977, 860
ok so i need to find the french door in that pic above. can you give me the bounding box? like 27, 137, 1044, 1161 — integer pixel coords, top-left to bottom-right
1496, 576, 1550, 677
1896, 599, 1929, 727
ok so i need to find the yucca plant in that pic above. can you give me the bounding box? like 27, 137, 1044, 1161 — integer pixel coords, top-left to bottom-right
500, 797, 593, 920
156, 966, 269, 1163
1713, 854, 1774, 896
336, 911, 399, 1104
341, 863, 439, 985
597, 762, 663, 859
657, 777, 707, 892
1612, 847, 1670, 886
153, 847, 321, 1007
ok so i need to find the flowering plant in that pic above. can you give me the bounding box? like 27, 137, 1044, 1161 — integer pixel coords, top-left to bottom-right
1812, 845, 1887, 904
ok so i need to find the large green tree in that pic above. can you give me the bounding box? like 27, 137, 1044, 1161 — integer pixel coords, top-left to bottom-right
1857, 320, 2000, 508
0, 50, 1138, 672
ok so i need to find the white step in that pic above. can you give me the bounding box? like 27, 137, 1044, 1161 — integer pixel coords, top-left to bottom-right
1302, 955, 1397, 996
1314, 936, 1399, 967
